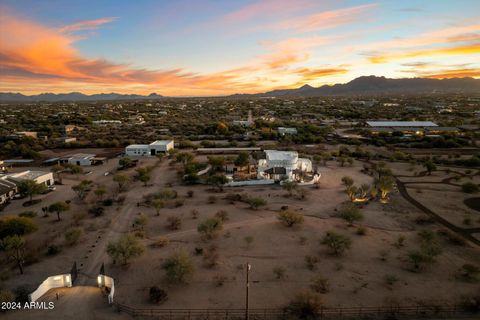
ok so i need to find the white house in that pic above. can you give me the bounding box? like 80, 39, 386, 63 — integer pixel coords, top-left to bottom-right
125, 140, 174, 156
257, 150, 315, 182
5, 170, 55, 186
278, 127, 298, 135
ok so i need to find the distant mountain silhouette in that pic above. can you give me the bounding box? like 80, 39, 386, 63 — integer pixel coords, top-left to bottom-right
1, 76, 479, 102
231, 76, 480, 97
0, 92, 164, 102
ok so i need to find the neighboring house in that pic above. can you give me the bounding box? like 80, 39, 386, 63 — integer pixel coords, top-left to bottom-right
0, 178, 17, 204
92, 120, 122, 125
5, 170, 55, 187
366, 121, 442, 135
277, 127, 298, 135
59, 153, 96, 166
257, 150, 315, 182
14, 131, 38, 139
125, 140, 174, 156
55, 137, 77, 144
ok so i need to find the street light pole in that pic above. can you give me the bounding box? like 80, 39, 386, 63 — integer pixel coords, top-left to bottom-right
245, 262, 251, 320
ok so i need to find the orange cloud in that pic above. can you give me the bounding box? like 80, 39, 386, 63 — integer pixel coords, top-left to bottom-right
295, 67, 349, 81
0, 11, 270, 95
273, 4, 377, 32
369, 43, 480, 64
418, 68, 480, 79
59, 17, 117, 33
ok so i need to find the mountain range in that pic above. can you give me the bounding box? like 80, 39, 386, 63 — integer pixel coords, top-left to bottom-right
1, 76, 479, 102
232, 76, 480, 97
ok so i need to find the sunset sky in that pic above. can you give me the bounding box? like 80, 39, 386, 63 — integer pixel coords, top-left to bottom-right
0, 0, 479, 96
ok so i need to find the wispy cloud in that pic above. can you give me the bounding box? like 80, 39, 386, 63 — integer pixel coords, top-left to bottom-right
272, 3, 377, 32
59, 17, 118, 33
220, 0, 313, 24
369, 43, 480, 64
417, 68, 480, 79
295, 67, 349, 81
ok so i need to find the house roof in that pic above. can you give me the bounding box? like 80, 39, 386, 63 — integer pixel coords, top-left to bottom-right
126, 144, 149, 149
265, 150, 298, 161
366, 121, 438, 127
149, 140, 173, 146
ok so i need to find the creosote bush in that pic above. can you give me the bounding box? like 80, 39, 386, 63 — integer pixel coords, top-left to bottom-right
277, 210, 304, 227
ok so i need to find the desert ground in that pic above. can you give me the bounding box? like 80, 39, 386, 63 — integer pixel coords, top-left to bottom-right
1, 150, 479, 317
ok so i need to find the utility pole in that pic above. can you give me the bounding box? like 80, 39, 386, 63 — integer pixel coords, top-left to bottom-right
245, 262, 251, 320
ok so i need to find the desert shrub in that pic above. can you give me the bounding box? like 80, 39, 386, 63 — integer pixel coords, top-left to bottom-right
393, 235, 406, 248
305, 255, 319, 271
14, 285, 31, 303
207, 195, 217, 204
457, 264, 480, 282
46, 245, 61, 256
149, 286, 168, 304
197, 217, 223, 240
213, 275, 228, 287
0, 289, 15, 304
187, 190, 194, 198
162, 250, 195, 284
284, 290, 323, 319
244, 236, 254, 248
299, 236, 307, 245
166, 216, 182, 230
407, 247, 440, 272
174, 199, 184, 207
321, 231, 352, 256
310, 275, 330, 293
356, 226, 367, 235
339, 206, 363, 226
278, 210, 304, 227
89, 206, 104, 217
18, 211, 36, 218
215, 210, 229, 222
417, 229, 436, 244
203, 245, 220, 268
225, 193, 244, 203
102, 199, 114, 206
191, 209, 199, 219
385, 274, 398, 288
246, 197, 267, 210
273, 266, 286, 279
133, 214, 148, 230
461, 182, 479, 194
151, 237, 170, 248
0, 216, 38, 239
106, 234, 144, 265
415, 215, 434, 225
437, 229, 466, 246
65, 227, 83, 246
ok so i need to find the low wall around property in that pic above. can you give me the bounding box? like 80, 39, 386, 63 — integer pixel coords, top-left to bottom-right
29, 274, 72, 302
98, 274, 115, 304
226, 179, 275, 187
